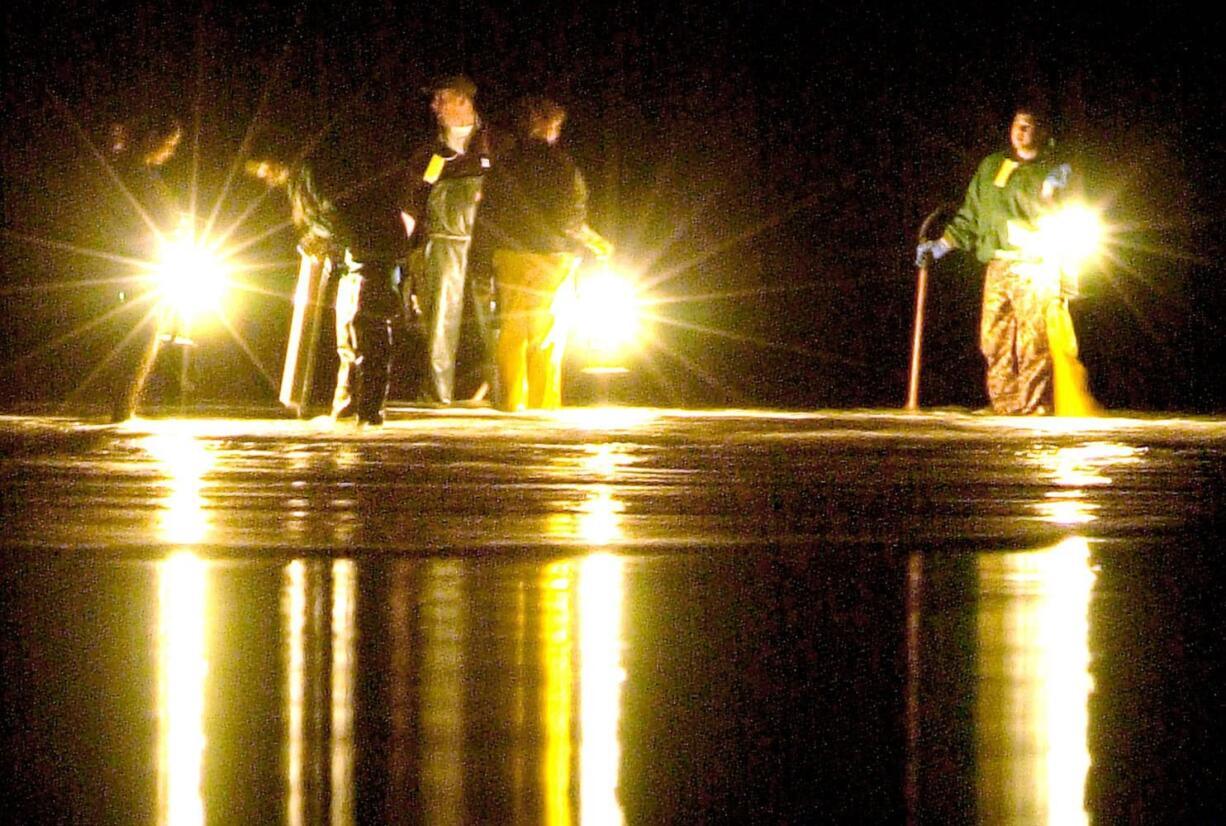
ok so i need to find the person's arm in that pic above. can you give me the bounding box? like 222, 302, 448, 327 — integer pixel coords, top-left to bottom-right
941, 160, 988, 253
562, 163, 612, 257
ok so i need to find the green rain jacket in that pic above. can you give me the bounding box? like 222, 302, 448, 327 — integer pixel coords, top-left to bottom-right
943, 150, 1062, 263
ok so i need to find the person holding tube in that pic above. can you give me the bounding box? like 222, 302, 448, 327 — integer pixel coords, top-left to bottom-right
247, 144, 405, 426
478, 95, 612, 411
916, 103, 1074, 415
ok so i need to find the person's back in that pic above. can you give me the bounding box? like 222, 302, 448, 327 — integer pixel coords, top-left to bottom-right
481, 137, 586, 255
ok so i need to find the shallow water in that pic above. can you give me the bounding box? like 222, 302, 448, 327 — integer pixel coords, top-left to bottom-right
3, 407, 1225, 823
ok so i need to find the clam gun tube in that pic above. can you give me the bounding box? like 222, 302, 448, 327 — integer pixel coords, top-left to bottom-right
279, 252, 332, 416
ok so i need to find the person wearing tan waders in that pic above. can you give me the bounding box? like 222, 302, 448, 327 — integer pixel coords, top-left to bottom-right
916, 103, 1097, 416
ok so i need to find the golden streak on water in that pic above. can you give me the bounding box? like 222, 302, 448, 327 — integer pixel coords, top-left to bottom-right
1028, 442, 1144, 525
145, 430, 215, 545
579, 553, 627, 826
158, 551, 208, 826
331, 560, 356, 826
978, 537, 1095, 825
421, 561, 466, 826
542, 561, 575, 826
284, 560, 306, 826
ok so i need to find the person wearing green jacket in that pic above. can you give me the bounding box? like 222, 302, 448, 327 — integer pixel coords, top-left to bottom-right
917, 105, 1071, 415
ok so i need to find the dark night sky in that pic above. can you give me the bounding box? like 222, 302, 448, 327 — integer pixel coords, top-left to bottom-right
2, 0, 1223, 411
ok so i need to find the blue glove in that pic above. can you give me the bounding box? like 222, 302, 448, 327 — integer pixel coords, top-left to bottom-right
1043, 163, 1072, 197
915, 238, 951, 268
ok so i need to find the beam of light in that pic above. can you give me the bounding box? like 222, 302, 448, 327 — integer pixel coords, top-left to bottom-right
331, 559, 356, 826
1025, 442, 1143, 526
976, 538, 1096, 826
157, 551, 209, 826
541, 560, 575, 826
1008, 202, 1108, 298
154, 214, 234, 329
420, 560, 468, 826
143, 425, 216, 545
571, 264, 648, 370
284, 560, 307, 826
578, 553, 627, 826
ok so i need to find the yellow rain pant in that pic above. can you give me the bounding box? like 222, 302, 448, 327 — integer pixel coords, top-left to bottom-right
493, 250, 580, 411
1046, 299, 1103, 417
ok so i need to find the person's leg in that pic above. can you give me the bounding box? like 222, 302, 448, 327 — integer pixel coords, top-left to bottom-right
980, 260, 1020, 414
422, 237, 470, 404
494, 251, 532, 412
526, 254, 576, 410
466, 266, 498, 403
111, 311, 163, 422
355, 315, 392, 424
1013, 273, 1054, 415
332, 270, 361, 418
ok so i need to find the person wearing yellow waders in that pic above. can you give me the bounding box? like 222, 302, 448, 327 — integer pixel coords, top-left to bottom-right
477, 97, 612, 411
917, 104, 1097, 415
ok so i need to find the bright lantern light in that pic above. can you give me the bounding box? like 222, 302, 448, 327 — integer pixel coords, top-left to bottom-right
1033, 203, 1104, 273
155, 215, 230, 327
1009, 202, 1106, 296
573, 264, 645, 369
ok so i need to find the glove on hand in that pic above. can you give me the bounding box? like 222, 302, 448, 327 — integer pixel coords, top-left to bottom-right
915, 238, 951, 268
1042, 163, 1072, 199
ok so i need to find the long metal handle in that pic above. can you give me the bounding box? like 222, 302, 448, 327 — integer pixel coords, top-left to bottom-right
905, 265, 929, 411
905, 205, 951, 411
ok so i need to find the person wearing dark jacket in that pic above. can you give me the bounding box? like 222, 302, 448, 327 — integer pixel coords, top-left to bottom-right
108, 114, 184, 423
478, 96, 611, 411
401, 75, 496, 405
916, 104, 1072, 415
249, 150, 407, 425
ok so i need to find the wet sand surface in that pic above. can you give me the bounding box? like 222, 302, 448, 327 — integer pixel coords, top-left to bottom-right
3, 406, 1225, 823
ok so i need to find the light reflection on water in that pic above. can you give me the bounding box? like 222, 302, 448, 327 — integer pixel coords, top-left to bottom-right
157, 551, 207, 826
1026, 442, 1143, 526
976, 538, 1096, 825
11, 411, 1226, 822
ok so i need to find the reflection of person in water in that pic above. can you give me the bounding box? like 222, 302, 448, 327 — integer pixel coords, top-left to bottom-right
108, 113, 184, 422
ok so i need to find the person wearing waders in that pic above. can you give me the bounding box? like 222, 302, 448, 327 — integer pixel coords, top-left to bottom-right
248, 144, 405, 426
246, 152, 351, 417
479, 96, 613, 411
402, 74, 496, 406
916, 103, 1072, 415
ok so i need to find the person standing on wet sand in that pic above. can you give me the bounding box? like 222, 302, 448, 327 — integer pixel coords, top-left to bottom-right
247, 143, 406, 426
400, 74, 503, 407
108, 114, 184, 423
478, 96, 612, 411
916, 103, 1073, 415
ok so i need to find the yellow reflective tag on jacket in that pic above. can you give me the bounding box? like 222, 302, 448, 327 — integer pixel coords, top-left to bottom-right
423, 154, 445, 184
993, 158, 1019, 187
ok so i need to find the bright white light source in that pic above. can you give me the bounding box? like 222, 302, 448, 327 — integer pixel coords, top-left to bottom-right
1033, 204, 1104, 273
156, 215, 230, 327
575, 265, 644, 362
1009, 202, 1106, 297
